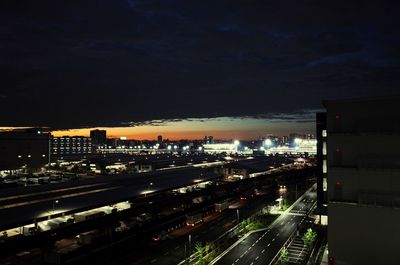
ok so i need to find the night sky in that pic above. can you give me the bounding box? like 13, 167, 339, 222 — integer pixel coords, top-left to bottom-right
1, 0, 399, 139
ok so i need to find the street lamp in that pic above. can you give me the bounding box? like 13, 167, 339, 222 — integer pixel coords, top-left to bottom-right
279, 185, 287, 208
264, 138, 272, 148
188, 234, 192, 254
53, 200, 59, 213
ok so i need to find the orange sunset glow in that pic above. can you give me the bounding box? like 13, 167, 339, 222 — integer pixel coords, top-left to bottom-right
49, 117, 315, 140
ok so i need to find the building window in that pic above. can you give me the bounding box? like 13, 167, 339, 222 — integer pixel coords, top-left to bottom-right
323, 159, 327, 173
323, 142, 327, 155
323, 177, 327, 191
322, 130, 327, 137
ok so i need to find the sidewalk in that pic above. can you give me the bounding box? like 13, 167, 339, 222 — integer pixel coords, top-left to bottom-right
320, 245, 329, 265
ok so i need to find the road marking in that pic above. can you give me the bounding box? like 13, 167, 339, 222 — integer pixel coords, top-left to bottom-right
163, 252, 169, 256
255, 256, 259, 260
150, 259, 157, 263
235, 258, 239, 263
175, 246, 180, 250
267, 243, 271, 247
262, 249, 266, 253
272, 238, 275, 242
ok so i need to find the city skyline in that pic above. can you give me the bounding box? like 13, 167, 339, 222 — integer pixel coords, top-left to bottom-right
1, 115, 316, 140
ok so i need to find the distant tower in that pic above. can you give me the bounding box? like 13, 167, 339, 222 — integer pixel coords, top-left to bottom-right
90, 129, 107, 145
157, 135, 163, 144
204, 136, 214, 144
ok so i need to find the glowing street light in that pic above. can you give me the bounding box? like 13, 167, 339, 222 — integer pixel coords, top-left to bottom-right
52, 200, 59, 213
234, 140, 240, 146
264, 138, 272, 147
294, 138, 303, 145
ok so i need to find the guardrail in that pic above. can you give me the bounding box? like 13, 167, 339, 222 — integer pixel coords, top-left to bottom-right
268, 228, 297, 265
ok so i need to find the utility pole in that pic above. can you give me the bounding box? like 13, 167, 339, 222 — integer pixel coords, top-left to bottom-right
188, 234, 192, 254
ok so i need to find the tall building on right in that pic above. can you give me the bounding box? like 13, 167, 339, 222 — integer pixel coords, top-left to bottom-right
324, 96, 400, 265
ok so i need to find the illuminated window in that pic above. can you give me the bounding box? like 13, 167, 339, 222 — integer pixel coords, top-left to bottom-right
322, 130, 327, 137
323, 177, 327, 191
323, 159, 327, 173
323, 142, 327, 155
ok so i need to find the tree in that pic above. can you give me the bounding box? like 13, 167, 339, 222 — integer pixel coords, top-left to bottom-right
280, 247, 289, 264
204, 242, 215, 255
302, 228, 317, 248
195, 242, 205, 264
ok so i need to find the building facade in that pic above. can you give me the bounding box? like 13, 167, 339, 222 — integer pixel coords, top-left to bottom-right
0, 128, 50, 172
51, 136, 93, 156
316, 112, 328, 218
324, 96, 400, 265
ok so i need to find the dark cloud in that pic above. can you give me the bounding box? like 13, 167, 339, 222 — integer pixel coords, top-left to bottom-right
0, 0, 399, 129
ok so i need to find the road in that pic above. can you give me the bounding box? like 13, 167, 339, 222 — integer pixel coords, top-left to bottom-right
213, 186, 316, 265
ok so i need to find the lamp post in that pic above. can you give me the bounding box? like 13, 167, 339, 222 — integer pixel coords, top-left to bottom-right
188, 234, 192, 254
145, 182, 153, 197
53, 200, 59, 213
279, 185, 287, 208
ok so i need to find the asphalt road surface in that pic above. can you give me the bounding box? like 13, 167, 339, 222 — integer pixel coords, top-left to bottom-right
214, 187, 316, 265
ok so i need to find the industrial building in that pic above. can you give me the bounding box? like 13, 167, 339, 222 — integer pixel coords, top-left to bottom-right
324, 96, 400, 265
0, 128, 50, 174
316, 112, 328, 222
51, 136, 93, 156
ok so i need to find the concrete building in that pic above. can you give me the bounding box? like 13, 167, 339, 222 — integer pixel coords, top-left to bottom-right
90, 129, 107, 146
203, 142, 238, 154
204, 136, 214, 144
316, 112, 328, 223
324, 96, 400, 265
51, 136, 92, 156
0, 128, 50, 173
